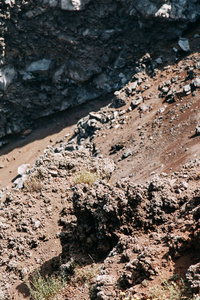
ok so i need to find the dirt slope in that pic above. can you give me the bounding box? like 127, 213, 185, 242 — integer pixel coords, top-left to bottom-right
0, 23, 200, 300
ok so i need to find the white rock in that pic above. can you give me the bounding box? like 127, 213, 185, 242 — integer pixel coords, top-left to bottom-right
193, 77, 200, 88
196, 62, 200, 69
155, 4, 171, 18
183, 84, 191, 94
34, 220, 41, 228
181, 181, 188, 189
48, 169, 58, 176
18, 164, 30, 176
130, 81, 138, 90
4, 0, 15, 6
195, 125, 200, 136
61, 0, 90, 10
113, 111, 118, 119
13, 175, 27, 189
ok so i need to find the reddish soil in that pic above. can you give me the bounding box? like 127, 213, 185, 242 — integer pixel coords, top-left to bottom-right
1, 27, 200, 300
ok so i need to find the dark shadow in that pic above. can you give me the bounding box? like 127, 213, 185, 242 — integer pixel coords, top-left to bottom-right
189, 133, 200, 139
11, 174, 21, 183
0, 0, 199, 160
173, 248, 200, 280
16, 282, 30, 299
0, 93, 112, 157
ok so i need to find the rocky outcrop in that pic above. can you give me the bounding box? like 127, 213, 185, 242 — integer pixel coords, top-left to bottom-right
0, 0, 200, 140
63, 177, 185, 258
0, 125, 200, 298
119, 0, 200, 22
60, 167, 200, 299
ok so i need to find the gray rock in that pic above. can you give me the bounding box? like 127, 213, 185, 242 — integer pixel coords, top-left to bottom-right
138, 104, 149, 112
96, 291, 108, 300
48, 169, 58, 176
114, 53, 126, 69
196, 62, 200, 70
121, 149, 132, 159
186, 262, 200, 293
89, 112, 103, 122
0, 66, 16, 91
131, 97, 143, 109
155, 57, 163, 64
68, 61, 90, 82
53, 64, 66, 84
26, 59, 51, 73
65, 144, 77, 151
126, 81, 138, 94
76, 88, 100, 104
126, 0, 200, 22
113, 91, 127, 108
60, 259, 75, 275
19, 70, 35, 81
49, 0, 58, 7
183, 84, 191, 94
0, 190, 4, 199
25, 7, 46, 18
93, 72, 112, 92
178, 37, 190, 52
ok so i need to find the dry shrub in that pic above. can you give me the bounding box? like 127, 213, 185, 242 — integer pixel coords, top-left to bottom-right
26, 270, 66, 300
73, 264, 101, 284
24, 171, 43, 192
74, 169, 98, 186
149, 275, 196, 300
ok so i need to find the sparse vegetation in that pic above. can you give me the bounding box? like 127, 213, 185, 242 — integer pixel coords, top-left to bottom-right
73, 264, 101, 284
23, 170, 43, 192
149, 275, 197, 300
25, 264, 101, 300
23, 177, 43, 193
26, 270, 66, 300
74, 169, 98, 186
118, 275, 199, 300
149, 279, 186, 300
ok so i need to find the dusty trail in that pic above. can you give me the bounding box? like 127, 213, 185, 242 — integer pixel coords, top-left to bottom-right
0, 96, 111, 198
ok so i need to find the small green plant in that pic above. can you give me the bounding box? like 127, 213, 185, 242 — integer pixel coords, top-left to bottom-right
74, 169, 98, 186
26, 270, 66, 300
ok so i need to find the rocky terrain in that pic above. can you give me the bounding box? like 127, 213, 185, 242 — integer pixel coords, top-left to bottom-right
0, 0, 200, 142
1, 0, 200, 300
